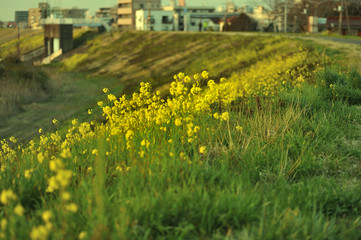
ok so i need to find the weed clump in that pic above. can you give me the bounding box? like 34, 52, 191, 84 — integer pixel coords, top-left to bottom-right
0, 59, 49, 119
316, 67, 361, 104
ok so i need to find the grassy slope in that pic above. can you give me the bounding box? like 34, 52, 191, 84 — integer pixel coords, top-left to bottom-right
1, 31, 361, 239
1, 31, 299, 141
0, 30, 105, 142
59, 31, 299, 93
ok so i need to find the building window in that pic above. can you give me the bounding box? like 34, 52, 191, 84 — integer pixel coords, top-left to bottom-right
162, 16, 169, 24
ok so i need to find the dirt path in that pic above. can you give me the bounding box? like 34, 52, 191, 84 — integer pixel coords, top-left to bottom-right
0, 69, 123, 143
301, 36, 361, 71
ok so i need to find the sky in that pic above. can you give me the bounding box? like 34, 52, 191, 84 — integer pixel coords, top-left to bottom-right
0, 0, 261, 21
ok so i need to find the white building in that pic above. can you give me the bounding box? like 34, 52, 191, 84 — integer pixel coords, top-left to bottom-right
135, 9, 174, 31
183, 12, 239, 32
250, 6, 273, 31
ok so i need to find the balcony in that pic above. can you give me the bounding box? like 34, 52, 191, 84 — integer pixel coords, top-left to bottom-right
117, 18, 132, 25
118, 8, 132, 15
118, 0, 132, 4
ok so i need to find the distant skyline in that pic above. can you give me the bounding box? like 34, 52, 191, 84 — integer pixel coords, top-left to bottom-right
0, 0, 261, 22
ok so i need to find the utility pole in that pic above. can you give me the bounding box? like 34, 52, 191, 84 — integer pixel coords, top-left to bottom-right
338, 1, 343, 35
16, 20, 21, 58
284, 0, 287, 33
343, 0, 351, 34
147, 0, 151, 30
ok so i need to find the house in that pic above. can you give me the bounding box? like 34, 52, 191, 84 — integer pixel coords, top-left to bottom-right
327, 16, 361, 36
221, 14, 258, 32
183, 12, 239, 32
135, 9, 173, 31
117, 0, 161, 30
308, 16, 327, 33
250, 6, 273, 31
165, 6, 215, 31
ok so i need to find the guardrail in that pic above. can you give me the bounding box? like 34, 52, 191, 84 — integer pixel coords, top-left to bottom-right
20, 47, 44, 62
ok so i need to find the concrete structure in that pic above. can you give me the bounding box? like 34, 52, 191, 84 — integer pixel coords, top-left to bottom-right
117, 0, 161, 30
136, 9, 173, 31
51, 8, 88, 19
29, 8, 42, 29
42, 18, 113, 32
44, 24, 73, 57
15, 11, 29, 28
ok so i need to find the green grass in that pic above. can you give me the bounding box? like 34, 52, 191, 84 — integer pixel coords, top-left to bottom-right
1, 32, 361, 239
2, 67, 361, 239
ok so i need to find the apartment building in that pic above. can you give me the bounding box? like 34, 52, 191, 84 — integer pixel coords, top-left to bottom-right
15, 11, 29, 28
117, 0, 161, 30
28, 8, 42, 29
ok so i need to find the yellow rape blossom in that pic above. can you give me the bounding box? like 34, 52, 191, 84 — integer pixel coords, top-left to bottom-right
202, 70, 208, 79
42, 210, 52, 222
0, 189, 17, 205
79, 231, 87, 240
14, 204, 25, 216
220, 112, 229, 121
65, 203, 78, 213
1, 219, 7, 231
199, 146, 207, 154
30, 225, 49, 240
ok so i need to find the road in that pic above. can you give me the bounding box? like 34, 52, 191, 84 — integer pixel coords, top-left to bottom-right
310, 36, 361, 46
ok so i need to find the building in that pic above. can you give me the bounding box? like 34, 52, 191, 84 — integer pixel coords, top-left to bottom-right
96, 7, 117, 18
117, 0, 161, 30
221, 14, 258, 32
51, 8, 88, 19
250, 6, 273, 31
226, 1, 235, 13
183, 11, 239, 32
39, 2, 50, 19
169, 6, 216, 31
136, 9, 173, 31
15, 11, 29, 28
327, 16, 361, 36
29, 8, 42, 29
